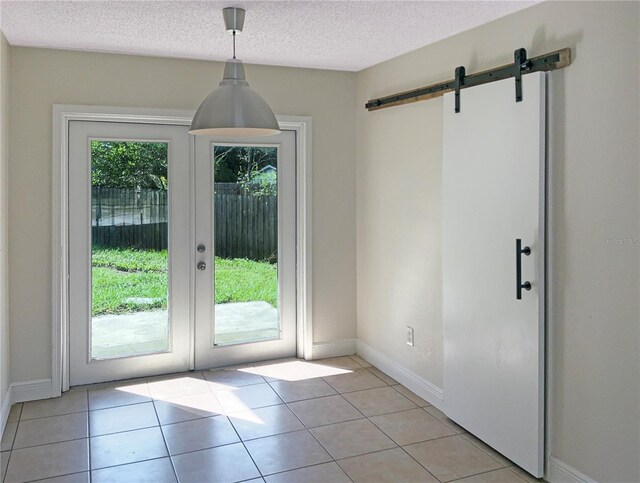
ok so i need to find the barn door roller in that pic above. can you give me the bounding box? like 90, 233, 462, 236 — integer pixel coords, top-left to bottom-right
365, 47, 571, 112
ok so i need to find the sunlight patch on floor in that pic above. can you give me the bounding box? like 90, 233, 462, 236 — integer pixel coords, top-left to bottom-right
240, 360, 352, 382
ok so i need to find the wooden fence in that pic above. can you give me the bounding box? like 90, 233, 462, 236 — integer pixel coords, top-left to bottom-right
214, 194, 278, 261
92, 186, 278, 260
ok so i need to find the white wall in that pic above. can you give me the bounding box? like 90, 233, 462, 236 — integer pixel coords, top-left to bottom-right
0, 31, 11, 422
8, 48, 357, 383
356, 1, 639, 482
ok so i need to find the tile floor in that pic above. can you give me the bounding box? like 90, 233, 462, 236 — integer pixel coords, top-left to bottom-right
0, 356, 542, 483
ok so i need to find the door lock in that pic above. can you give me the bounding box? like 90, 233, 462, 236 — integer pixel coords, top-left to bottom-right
197, 261, 206, 271
197, 244, 206, 253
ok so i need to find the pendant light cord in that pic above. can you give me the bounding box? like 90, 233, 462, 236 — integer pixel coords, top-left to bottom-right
232, 30, 236, 59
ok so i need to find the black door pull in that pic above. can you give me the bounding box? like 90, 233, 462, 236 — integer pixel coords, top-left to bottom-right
516, 238, 531, 300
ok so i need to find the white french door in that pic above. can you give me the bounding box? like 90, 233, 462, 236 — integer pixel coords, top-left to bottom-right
68, 121, 192, 385
442, 73, 546, 477
68, 120, 298, 385
194, 132, 297, 369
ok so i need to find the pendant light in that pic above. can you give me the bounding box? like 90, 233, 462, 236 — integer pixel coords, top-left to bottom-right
189, 7, 280, 137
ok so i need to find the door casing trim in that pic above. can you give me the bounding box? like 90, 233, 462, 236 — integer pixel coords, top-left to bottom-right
52, 105, 313, 392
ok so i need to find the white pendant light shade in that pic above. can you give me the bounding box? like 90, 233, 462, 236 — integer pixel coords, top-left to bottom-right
189, 7, 280, 137
190, 59, 280, 136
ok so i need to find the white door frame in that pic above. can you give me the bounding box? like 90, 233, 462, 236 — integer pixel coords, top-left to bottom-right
52, 105, 313, 393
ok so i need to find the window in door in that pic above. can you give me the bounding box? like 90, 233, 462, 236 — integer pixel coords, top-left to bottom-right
212, 145, 280, 346
90, 140, 170, 359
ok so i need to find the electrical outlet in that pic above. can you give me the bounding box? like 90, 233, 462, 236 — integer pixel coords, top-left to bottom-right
406, 326, 414, 347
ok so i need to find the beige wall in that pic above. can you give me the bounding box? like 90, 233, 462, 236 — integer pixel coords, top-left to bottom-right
6, 2, 640, 480
356, 1, 639, 481
0, 32, 10, 412
9, 48, 357, 383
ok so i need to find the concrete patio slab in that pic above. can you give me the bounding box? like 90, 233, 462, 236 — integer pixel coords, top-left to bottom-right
91, 301, 279, 359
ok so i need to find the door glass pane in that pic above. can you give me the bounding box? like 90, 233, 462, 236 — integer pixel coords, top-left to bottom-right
213, 146, 279, 345
91, 141, 170, 359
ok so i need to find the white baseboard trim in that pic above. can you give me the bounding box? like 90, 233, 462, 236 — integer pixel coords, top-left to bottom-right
10, 379, 53, 404
356, 339, 444, 410
312, 339, 357, 359
0, 387, 12, 437
547, 456, 597, 483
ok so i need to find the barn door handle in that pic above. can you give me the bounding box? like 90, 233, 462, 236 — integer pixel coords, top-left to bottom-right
516, 238, 531, 300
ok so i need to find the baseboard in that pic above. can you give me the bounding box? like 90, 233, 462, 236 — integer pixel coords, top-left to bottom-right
547, 457, 597, 483
0, 386, 11, 437
0, 379, 52, 436
356, 339, 444, 410
312, 338, 357, 359
10, 378, 53, 404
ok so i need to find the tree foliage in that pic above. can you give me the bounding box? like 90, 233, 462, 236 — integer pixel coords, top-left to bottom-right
214, 146, 277, 195
91, 141, 168, 189
90, 142, 278, 194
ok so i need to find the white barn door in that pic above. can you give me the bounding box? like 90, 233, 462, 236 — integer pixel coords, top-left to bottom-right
443, 73, 546, 477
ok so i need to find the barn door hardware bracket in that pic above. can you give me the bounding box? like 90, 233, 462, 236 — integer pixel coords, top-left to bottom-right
365, 47, 571, 112
513, 48, 532, 103
454, 66, 465, 113
454, 48, 530, 113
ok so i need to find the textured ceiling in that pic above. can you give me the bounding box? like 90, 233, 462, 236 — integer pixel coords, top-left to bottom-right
0, 1, 536, 71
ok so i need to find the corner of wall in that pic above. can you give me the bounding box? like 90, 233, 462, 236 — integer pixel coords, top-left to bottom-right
0, 29, 13, 435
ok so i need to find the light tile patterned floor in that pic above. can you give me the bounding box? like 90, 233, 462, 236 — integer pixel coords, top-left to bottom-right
0, 356, 542, 483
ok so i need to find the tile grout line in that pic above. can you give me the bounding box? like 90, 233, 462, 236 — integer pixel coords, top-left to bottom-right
397, 445, 444, 483
86, 390, 92, 483
225, 407, 265, 480
284, 393, 366, 431
394, 431, 519, 480
265, 459, 355, 482
14, 425, 167, 453
94, 415, 163, 437
457, 433, 513, 468
262, 391, 356, 483
360, 409, 443, 483
332, 444, 442, 483
90, 455, 171, 475
320, 370, 388, 395
23, 469, 89, 483
210, 373, 269, 480
342, 389, 419, 417
389, 383, 432, 407
233, 364, 361, 483
338, 359, 452, 483
300, 388, 381, 477
446, 465, 525, 482
263, 377, 338, 404
7, 400, 91, 481
15, 407, 88, 422
151, 395, 180, 482
344, 362, 514, 483
87, 399, 153, 413
3, 402, 25, 482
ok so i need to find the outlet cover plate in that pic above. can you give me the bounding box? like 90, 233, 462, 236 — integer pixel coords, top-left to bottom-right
406, 326, 414, 346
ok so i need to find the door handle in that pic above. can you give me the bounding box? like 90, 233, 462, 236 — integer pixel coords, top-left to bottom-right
516, 238, 531, 300
197, 261, 206, 271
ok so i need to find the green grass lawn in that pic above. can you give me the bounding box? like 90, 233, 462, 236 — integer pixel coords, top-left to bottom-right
92, 247, 277, 316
